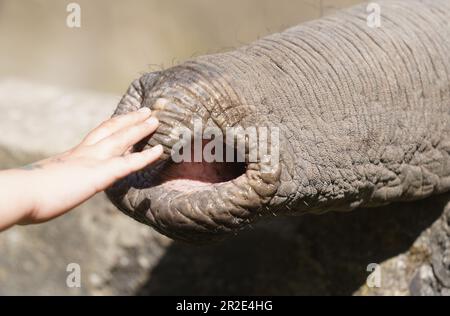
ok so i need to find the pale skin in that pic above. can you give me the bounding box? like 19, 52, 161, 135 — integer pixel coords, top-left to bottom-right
0, 107, 162, 232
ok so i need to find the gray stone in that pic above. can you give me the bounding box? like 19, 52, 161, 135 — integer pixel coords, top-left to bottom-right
0, 79, 172, 295
0, 79, 448, 295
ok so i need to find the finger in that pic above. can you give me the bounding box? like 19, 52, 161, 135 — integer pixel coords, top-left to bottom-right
99, 145, 164, 189
119, 144, 164, 175
81, 107, 152, 146
97, 116, 159, 157
123, 146, 133, 155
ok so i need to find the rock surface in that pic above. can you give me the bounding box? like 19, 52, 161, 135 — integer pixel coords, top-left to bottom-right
0, 79, 171, 295
0, 79, 448, 295
356, 198, 450, 296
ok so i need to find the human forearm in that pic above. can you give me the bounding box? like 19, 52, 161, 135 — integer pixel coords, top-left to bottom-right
0, 107, 162, 231
0, 168, 40, 230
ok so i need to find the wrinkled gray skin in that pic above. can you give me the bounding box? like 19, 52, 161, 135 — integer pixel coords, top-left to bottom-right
106, 0, 450, 243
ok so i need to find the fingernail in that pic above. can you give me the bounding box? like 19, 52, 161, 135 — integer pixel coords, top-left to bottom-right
153, 98, 169, 110
138, 107, 151, 114
153, 144, 164, 155
145, 144, 163, 155
145, 116, 159, 125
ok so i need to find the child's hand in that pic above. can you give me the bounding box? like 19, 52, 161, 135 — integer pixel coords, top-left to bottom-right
0, 107, 162, 230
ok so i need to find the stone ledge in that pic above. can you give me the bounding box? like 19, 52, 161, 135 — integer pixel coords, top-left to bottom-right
0, 78, 119, 157
0, 79, 171, 295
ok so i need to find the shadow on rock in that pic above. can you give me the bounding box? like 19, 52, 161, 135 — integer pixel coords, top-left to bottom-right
136, 194, 449, 295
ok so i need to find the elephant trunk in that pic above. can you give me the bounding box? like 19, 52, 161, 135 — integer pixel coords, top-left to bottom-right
106, 66, 282, 242
107, 0, 450, 242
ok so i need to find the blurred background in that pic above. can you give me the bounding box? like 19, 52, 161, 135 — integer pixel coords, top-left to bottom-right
0, 0, 361, 93
3, 0, 444, 296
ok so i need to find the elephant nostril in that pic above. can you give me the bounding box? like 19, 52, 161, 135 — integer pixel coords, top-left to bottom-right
157, 161, 246, 191
148, 138, 247, 192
